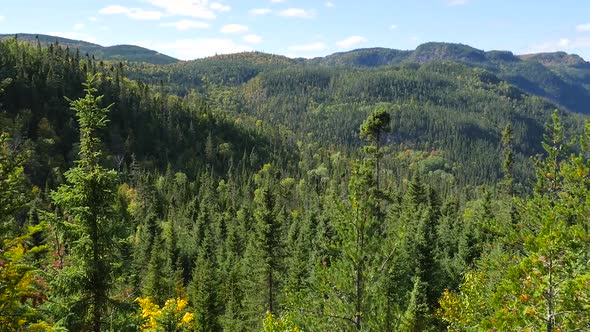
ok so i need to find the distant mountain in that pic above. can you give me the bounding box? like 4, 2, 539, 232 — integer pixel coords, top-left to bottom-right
310, 42, 589, 69
410, 42, 487, 64
519, 52, 588, 67
120, 41, 590, 114
0, 33, 178, 65
11, 34, 589, 113
307, 48, 412, 67
307, 42, 590, 114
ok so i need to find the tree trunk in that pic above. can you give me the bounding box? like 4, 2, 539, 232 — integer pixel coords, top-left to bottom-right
92, 214, 101, 332
268, 269, 274, 314
355, 265, 362, 330
546, 248, 553, 332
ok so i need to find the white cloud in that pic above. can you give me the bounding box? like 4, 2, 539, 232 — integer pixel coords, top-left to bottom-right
74, 23, 85, 30
144, 0, 217, 19
156, 38, 253, 60
220, 24, 248, 34
336, 35, 368, 48
99, 5, 128, 14
288, 42, 326, 52
0, 16, 4, 22
127, 9, 163, 20
325, 1, 335, 7
526, 38, 590, 54
161, 19, 210, 30
446, 0, 469, 5
243, 34, 262, 44
210, 2, 230, 12
279, 8, 316, 18
99, 5, 163, 20
271, 0, 285, 3
88, 17, 98, 22
576, 23, 590, 32
249, 8, 272, 15
389, 24, 398, 30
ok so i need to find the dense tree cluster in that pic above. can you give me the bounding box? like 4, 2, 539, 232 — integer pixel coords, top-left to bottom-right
1, 38, 590, 331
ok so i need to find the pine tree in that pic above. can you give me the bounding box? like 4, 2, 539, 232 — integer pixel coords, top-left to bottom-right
500, 123, 514, 195
48, 74, 121, 331
242, 168, 284, 328
399, 173, 441, 328
189, 225, 219, 332
255, 187, 281, 312
359, 104, 391, 191
400, 277, 429, 332
310, 159, 382, 330
142, 235, 174, 304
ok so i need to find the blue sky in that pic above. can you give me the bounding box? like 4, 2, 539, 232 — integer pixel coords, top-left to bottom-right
1, 0, 589, 60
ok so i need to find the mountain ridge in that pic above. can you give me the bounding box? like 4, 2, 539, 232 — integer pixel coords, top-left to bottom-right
5, 34, 590, 113
181, 42, 590, 114
5, 33, 589, 68
0, 33, 179, 65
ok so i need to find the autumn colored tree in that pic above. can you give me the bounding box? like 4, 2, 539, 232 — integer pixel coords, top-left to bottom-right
0, 132, 50, 330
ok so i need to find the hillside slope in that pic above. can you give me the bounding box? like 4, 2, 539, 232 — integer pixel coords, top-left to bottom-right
122, 49, 587, 186
310, 42, 590, 114
0, 33, 178, 65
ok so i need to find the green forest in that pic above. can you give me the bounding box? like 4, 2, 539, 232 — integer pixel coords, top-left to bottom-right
2, 36, 590, 332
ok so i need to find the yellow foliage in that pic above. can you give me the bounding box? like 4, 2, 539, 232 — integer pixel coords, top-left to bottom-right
180, 312, 195, 327
119, 183, 142, 217
262, 311, 301, 332
136, 297, 161, 330
0, 225, 49, 330
136, 297, 194, 331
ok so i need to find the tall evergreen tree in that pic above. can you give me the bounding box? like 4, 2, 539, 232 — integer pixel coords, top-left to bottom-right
242, 166, 284, 328
48, 74, 122, 331
310, 159, 382, 330
189, 225, 220, 332
359, 104, 392, 191
500, 123, 515, 195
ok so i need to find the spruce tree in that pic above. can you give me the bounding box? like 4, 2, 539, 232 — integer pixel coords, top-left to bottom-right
48, 74, 121, 331
241, 167, 284, 328
311, 159, 381, 330
189, 225, 220, 332
500, 124, 515, 195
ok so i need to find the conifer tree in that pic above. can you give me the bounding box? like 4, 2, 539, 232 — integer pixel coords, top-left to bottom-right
48, 74, 121, 331
311, 159, 381, 330
441, 114, 590, 331
242, 166, 284, 328
189, 225, 220, 332
360, 104, 391, 190
142, 235, 174, 304
500, 123, 514, 195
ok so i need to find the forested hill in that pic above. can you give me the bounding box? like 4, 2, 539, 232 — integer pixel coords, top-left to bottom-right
4, 34, 590, 114
0, 33, 179, 64
3, 37, 590, 331
308, 42, 590, 114
125, 46, 587, 186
